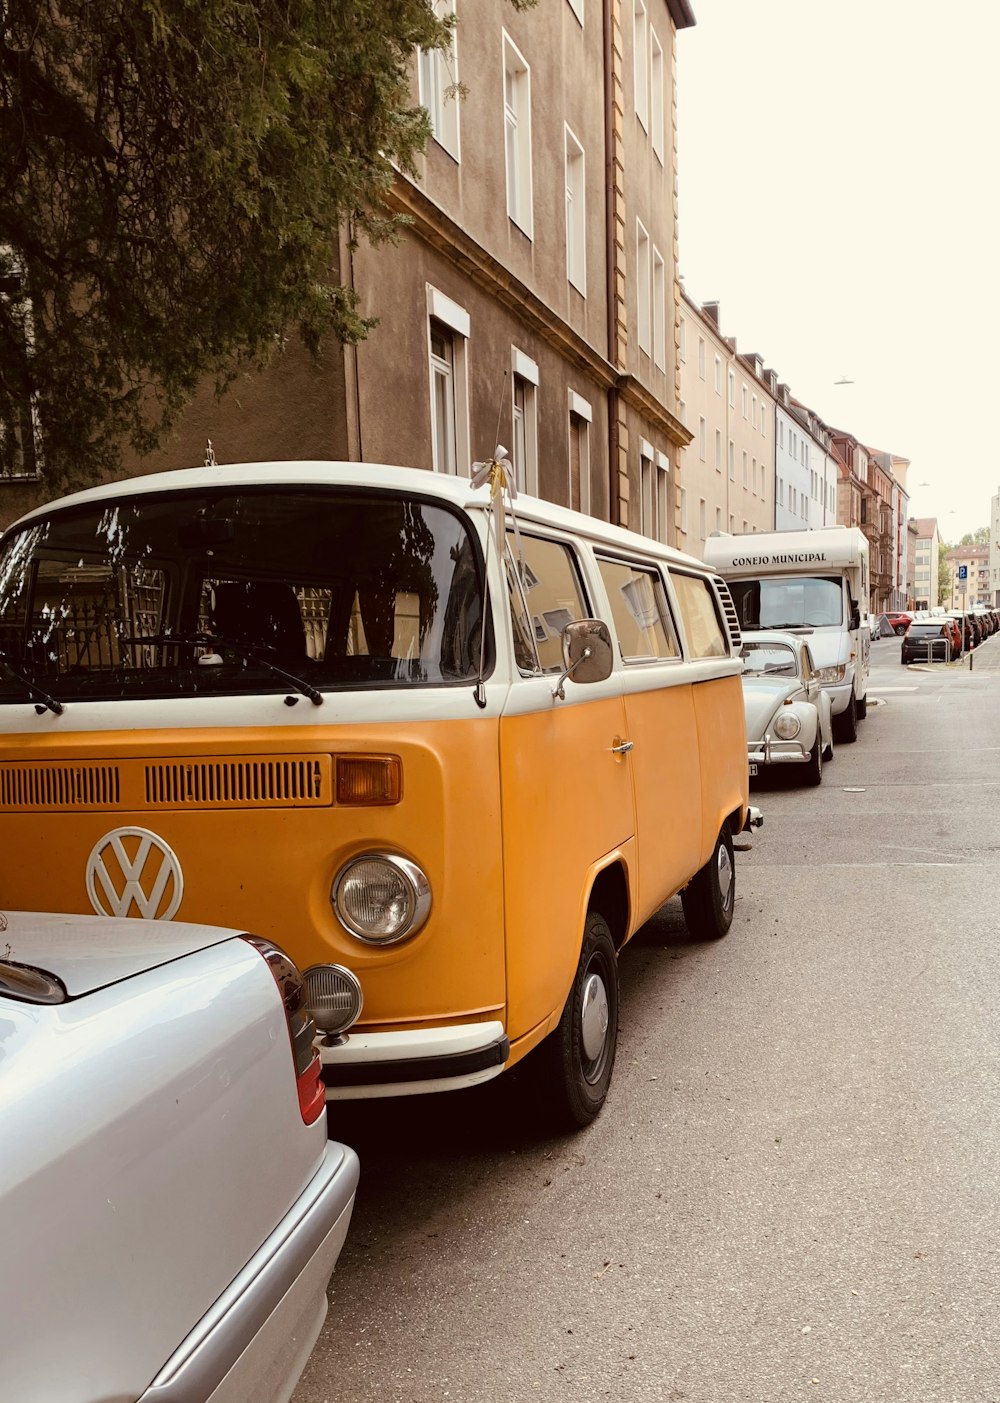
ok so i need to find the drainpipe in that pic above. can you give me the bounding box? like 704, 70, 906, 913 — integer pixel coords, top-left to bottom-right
603, 0, 620, 526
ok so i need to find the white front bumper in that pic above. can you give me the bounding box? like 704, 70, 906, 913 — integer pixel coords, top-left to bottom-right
320, 1019, 510, 1099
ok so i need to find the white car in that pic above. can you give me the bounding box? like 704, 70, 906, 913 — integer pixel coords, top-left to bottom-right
0, 911, 359, 1403
740, 630, 834, 786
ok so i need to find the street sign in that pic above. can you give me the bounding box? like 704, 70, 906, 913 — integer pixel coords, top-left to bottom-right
958, 564, 969, 580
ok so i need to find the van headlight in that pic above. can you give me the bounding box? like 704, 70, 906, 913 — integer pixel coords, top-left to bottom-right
332, 853, 431, 944
773, 711, 801, 740
813, 663, 847, 684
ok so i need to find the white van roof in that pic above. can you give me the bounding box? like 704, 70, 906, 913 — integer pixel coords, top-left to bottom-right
703, 526, 868, 575
7, 460, 711, 573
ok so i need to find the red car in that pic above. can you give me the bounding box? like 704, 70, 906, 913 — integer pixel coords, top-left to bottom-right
886, 611, 913, 636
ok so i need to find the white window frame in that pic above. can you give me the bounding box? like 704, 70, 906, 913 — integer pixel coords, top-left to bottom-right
564, 125, 586, 295
417, 1, 460, 161
715, 429, 722, 472
714, 356, 722, 394
698, 416, 707, 461
426, 285, 470, 477
636, 220, 651, 355
698, 337, 706, 379
568, 390, 592, 515
728, 369, 736, 406
511, 347, 539, 496
679, 317, 687, 361
566, 0, 584, 23
633, 0, 648, 130
650, 27, 664, 162
655, 451, 669, 545
652, 246, 665, 370
503, 32, 533, 239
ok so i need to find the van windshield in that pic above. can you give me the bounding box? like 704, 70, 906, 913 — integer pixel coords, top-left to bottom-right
729, 576, 844, 630
0, 487, 487, 702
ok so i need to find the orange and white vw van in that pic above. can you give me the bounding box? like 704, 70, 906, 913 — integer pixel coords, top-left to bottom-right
0, 462, 751, 1126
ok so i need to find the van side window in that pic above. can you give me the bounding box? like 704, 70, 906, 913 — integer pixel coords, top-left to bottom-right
506, 532, 589, 673
504, 551, 539, 672
596, 557, 679, 662
669, 572, 728, 659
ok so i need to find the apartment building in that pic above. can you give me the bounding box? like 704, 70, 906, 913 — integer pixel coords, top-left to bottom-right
774, 391, 838, 531
911, 518, 940, 609
944, 544, 990, 610
991, 488, 1000, 604
677, 293, 774, 555
24, 1, 686, 549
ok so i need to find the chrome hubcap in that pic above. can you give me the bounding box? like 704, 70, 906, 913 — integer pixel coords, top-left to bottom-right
580, 971, 610, 1064
718, 844, 734, 915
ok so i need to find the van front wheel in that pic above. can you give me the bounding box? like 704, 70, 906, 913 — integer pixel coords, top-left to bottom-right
541, 912, 619, 1129
681, 826, 735, 940
834, 693, 858, 743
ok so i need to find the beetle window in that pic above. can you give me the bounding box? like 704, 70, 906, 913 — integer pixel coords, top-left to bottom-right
669, 572, 728, 659
506, 532, 589, 673
596, 557, 678, 662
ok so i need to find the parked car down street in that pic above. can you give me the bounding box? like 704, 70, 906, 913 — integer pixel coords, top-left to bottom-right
0, 911, 359, 1403
740, 630, 834, 786
901, 620, 955, 663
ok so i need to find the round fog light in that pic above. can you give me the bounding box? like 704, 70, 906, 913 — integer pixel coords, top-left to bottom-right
773, 711, 801, 740
332, 853, 431, 944
305, 964, 364, 1035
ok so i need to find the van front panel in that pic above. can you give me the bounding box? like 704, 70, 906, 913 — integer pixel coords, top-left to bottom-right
0, 720, 505, 1030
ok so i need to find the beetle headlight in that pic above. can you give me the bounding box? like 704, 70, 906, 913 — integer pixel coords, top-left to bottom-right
332, 853, 431, 944
304, 964, 364, 1035
813, 663, 847, 684
773, 711, 801, 740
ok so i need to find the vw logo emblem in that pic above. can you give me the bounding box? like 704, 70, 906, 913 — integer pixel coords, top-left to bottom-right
86, 827, 184, 921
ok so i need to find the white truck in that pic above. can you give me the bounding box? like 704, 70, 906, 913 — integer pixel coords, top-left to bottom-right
703, 526, 870, 742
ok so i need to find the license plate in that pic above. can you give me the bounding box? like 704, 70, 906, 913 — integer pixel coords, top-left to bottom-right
748, 763, 759, 777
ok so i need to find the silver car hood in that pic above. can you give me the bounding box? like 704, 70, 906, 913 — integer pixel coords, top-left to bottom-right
741, 677, 799, 738
0, 910, 240, 996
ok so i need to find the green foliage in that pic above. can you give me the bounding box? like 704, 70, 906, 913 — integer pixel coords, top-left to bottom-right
959, 527, 990, 546
0, 0, 485, 487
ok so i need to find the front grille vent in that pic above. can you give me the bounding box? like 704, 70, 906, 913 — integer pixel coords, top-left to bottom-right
144, 756, 331, 808
713, 576, 742, 652
0, 763, 121, 811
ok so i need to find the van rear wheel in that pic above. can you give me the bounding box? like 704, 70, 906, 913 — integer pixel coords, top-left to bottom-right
539, 912, 619, 1129
681, 826, 735, 940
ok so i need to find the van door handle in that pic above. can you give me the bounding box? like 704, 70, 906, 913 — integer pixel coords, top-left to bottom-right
611, 738, 634, 754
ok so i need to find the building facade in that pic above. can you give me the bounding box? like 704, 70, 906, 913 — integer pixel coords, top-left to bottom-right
774, 392, 838, 532
2, 1, 698, 542
911, 518, 940, 609
944, 544, 991, 610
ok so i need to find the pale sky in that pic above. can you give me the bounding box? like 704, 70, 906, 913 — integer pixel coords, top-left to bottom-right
675, 0, 1000, 543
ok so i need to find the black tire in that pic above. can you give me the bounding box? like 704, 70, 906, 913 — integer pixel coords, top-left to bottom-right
538, 912, 619, 1129
834, 692, 858, 744
681, 826, 735, 940
804, 736, 823, 786
856, 693, 867, 720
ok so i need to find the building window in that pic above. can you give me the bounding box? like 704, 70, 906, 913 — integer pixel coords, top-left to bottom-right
729, 514, 735, 533
698, 416, 707, 461
568, 390, 592, 514
715, 429, 722, 472
716, 507, 723, 532
752, 458, 757, 495
633, 0, 648, 129
566, 0, 584, 22
728, 439, 735, 481
640, 441, 654, 537
698, 337, 706, 379
564, 126, 586, 294
714, 356, 722, 394
679, 485, 688, 535
742, 451, 748, 488
751, 394, 757, 428
417, 0, 460, 161
728, 370, 736, 407
779, 420, 784, 448
636, 220, 651, 354
699, 497, 707, 540
760, 407, 767, 438
741, 384, 748, 418
511, 347, 539, 495
679, 317, 686, 362
427, 286, 470, 476
779, 477, 785, 506
652, 247, 665, 370
503, 33, 533, 238
656, 452, 669, 545
650, 28, 664, 161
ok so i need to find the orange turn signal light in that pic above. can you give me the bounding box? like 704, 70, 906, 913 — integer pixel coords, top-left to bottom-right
335, 754, 402, 806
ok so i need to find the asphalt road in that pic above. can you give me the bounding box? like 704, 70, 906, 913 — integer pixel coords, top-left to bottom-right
295, 634, 1000, 1403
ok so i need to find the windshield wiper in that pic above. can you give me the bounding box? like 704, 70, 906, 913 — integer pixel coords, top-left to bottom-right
0, 650, 64, 715
124, 633, 324, 707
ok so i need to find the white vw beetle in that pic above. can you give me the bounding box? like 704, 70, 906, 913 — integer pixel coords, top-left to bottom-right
740, 630, 834, 786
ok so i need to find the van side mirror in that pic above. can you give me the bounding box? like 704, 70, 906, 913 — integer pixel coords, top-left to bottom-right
849, 604, 861, 631
552, 619, 613, 700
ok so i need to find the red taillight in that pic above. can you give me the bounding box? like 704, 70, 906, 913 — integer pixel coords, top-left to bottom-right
244, 938, 326, 1126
